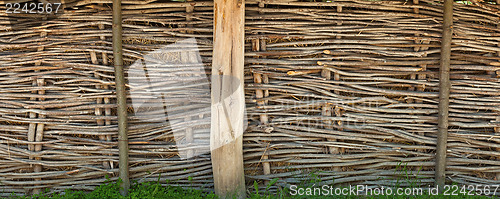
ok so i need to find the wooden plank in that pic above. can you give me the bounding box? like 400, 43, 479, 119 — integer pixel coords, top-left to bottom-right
211, 0, 246, 198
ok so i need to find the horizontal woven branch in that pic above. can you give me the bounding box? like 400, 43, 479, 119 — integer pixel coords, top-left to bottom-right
0, 0, 499, 196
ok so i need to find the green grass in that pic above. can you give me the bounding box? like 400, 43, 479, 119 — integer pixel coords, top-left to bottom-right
9, 180, 217, 199
12, 178, 498, 199
10, 180, 498, 199
9, 165, 499, 199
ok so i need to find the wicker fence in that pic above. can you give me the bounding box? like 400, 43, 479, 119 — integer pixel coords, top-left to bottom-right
244, 0, 500, 192
0, 0, 499, 196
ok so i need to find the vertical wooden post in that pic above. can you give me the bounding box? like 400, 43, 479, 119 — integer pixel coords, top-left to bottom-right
94, 13, 113, 170
112, 0, 130, 196
321, 70, 340, 172
408, 0, 419, 104
183, 0, 196, 159
435, 0, 453, 191
334, 5, 345, 155
30, 30, 47, 195
92, 51, 112, 170
412, 0, 429, 155
495, 2, 500, 180
253, 1, 271, 185
100, 20, 114, 169
252, 38, 271, 184
186, 0, 194, 34
211, 0, 246, 198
